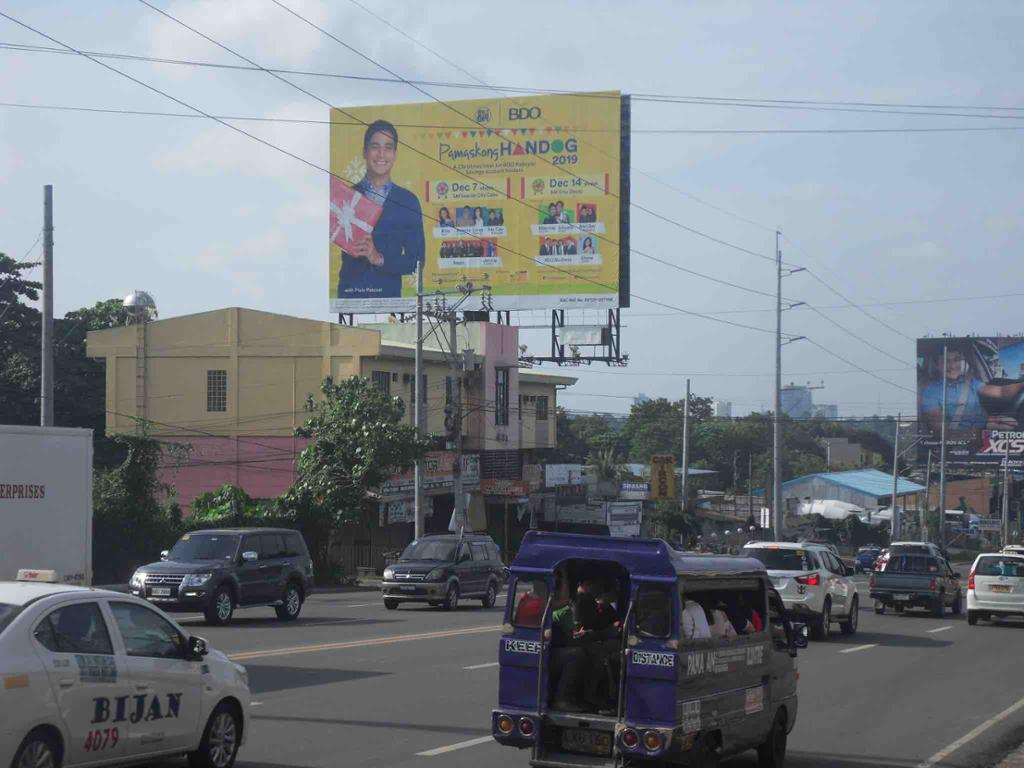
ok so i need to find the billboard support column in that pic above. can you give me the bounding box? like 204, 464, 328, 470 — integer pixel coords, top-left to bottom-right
450, 314, 465, 531
414, 261, 424, 540
939, 344, 949, 553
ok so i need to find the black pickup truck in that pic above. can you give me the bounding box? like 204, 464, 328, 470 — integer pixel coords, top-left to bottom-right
869, 552, 963, 617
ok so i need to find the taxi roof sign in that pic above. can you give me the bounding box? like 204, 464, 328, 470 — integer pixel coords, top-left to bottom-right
16, 569, 60, 583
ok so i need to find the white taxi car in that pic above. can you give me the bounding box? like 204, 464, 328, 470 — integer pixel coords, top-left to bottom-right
967, 552, 1024, 625
742, 542, 859, 640
0, 571, 250, 768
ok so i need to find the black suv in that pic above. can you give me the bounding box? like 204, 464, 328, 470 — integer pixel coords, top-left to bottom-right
130, 528, 315, 625
381, 533, 505, 610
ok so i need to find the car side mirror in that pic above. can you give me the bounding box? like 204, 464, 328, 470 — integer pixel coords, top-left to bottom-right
242, 551, 258, 562
792, 623, 809, 649
160, 550, 169, 561
187, 635, 208, 660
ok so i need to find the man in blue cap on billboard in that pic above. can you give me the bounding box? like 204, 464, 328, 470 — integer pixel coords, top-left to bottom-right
335, 119, 424, 300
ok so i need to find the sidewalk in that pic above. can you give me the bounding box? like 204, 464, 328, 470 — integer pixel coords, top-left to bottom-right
998, 744, 1024, 768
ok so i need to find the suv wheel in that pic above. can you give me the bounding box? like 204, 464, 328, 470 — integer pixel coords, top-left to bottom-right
839, 596, 859, 635
812, 599, 831, 641
275, 583, 302, 621
443, 583, 460, 611
481, 581, 497, 608
874, 601, 886, 615
932, 592, 946, 618
384, 598, 399, 610
188, 702, 240, 768
204, 587, 234, 626
967, 610, 978, 626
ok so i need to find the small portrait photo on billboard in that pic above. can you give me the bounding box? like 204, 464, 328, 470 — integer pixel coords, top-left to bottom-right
484, 207, 504, 226
918, 338, 1023, 437
538, 236, 578, 256
437, 206, 455, 229
577, 203, 598, 223
439, 238, 498, 261
580, 236, 597, 255
334, 119, 424, 300
455, 205, 475, 227
538, 199, 574, 225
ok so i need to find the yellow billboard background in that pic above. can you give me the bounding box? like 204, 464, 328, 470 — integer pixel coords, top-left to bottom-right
329, 92, 624, 313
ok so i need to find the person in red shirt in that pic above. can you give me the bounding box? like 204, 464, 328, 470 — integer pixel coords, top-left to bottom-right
513, 580, 548, 627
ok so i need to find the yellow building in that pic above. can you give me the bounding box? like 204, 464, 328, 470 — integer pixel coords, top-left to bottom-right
87, 308, 575, 536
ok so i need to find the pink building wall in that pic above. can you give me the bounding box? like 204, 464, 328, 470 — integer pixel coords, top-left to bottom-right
158, 436, 310, 513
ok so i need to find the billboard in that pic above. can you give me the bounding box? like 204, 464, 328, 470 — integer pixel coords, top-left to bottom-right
329, 92, 629, 313
917, 337, 1024, 469
650, 455, 677, 500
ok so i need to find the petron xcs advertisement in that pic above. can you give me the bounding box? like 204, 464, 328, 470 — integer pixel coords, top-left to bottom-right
328, 92, 629, 314
917, 336, 1024, 469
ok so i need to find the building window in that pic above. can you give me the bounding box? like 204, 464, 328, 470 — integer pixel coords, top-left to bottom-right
495, 367, 510, 426
206, 369, 227, 412
372, 370, 391, 396
536, 395, 549, 422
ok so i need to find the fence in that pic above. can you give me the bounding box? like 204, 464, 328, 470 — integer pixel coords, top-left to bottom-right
331, 543, 391, 577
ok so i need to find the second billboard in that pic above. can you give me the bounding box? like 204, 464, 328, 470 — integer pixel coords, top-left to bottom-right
328, 92, 628, 313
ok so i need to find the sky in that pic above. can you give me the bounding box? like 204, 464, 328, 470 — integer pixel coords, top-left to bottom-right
2, 0, 1023, 420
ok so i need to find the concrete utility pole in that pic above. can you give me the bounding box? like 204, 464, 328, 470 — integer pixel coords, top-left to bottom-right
891, 413, 901, 540
413, 262, 424, 539
1003, 438, 1011, 547
773, 230, 783, 541
40, 184, 54, 427
923, 449, 933, 542
449, 313, 465, 531
939, 344, 949, 553
747, 453, 754, 522
681, 378, 690, 513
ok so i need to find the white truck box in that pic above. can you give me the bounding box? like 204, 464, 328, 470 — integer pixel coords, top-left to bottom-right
0, 425, 93, 584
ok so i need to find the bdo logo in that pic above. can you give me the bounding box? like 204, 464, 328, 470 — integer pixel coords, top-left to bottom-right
508, 106, 542, 120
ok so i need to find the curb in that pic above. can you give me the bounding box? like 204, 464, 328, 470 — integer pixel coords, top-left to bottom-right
997, 744, 1024, 768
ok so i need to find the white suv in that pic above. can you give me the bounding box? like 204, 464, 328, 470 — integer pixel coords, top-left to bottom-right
967, 552, 1024, 625
742, 542, 859, 640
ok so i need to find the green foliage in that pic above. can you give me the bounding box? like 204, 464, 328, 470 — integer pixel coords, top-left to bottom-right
554, 408, 622, 462
620, 395, 712, 463
588, 447, 622, 482
292, 376, 429, 526
92, 428, 188, 583
647, 500, 702, 543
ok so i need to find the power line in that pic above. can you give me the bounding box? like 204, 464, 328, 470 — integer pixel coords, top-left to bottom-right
800, 304, 908, 367
802, 338, 915, 395
6, 41, 1024, 116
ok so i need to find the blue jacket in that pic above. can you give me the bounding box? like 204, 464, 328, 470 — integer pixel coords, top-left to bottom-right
337, 180, 424, 300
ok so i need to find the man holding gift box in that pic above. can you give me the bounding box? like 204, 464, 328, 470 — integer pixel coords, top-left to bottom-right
334, 119, 424, 300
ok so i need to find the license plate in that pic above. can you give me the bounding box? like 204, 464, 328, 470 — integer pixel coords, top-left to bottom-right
991, 585, 1012, 593
894, 594, 911, 601
151, 587, 171, 597
561, 728, 612, 756
400, 585, 417, 592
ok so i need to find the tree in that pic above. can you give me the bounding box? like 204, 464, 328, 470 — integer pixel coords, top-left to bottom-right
620, 395, 713, 462
0, 252, 43, 424
92, 427, 188, 583
550, 407, 621, 463
292, 376, 429, 525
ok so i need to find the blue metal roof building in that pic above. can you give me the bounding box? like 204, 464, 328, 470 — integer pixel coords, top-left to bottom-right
757, 468, 925, 510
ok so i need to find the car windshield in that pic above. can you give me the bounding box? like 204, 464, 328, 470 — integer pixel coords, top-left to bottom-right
0, 603, 22, 636
744, 548, 811, 571
167, 533, 240, 562
858, 548, 879, 555
976, 557, 1024, 577
400, 539, 458, 561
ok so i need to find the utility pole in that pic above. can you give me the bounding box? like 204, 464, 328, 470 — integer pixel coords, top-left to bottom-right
747, 453, 754, 523
413, 261, 425, 539
681, 378, 690, 513
891, 413, 901, 540
923, 449, 933, 542
939, 344, 949, 554
773, 229, 783, 541
450, 313, 465, 532
1003, 439, 1011, 548
40, 184, 54, 427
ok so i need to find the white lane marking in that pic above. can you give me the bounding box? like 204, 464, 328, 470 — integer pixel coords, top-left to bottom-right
917, 694, 1024, 768
840, 643, 878, 654
251, 701, 264, 707
463, 662, 499, 670
417, 735, 493, 757
176, 615, 205, 621
344, 603, 371, 608
927, 625, 953, 633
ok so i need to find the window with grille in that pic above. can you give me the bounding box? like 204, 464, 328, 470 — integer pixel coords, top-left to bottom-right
371, 370, 391, 396
206, 370, 227, 412
535, 395, 549, 422
495, 368, 510, 426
